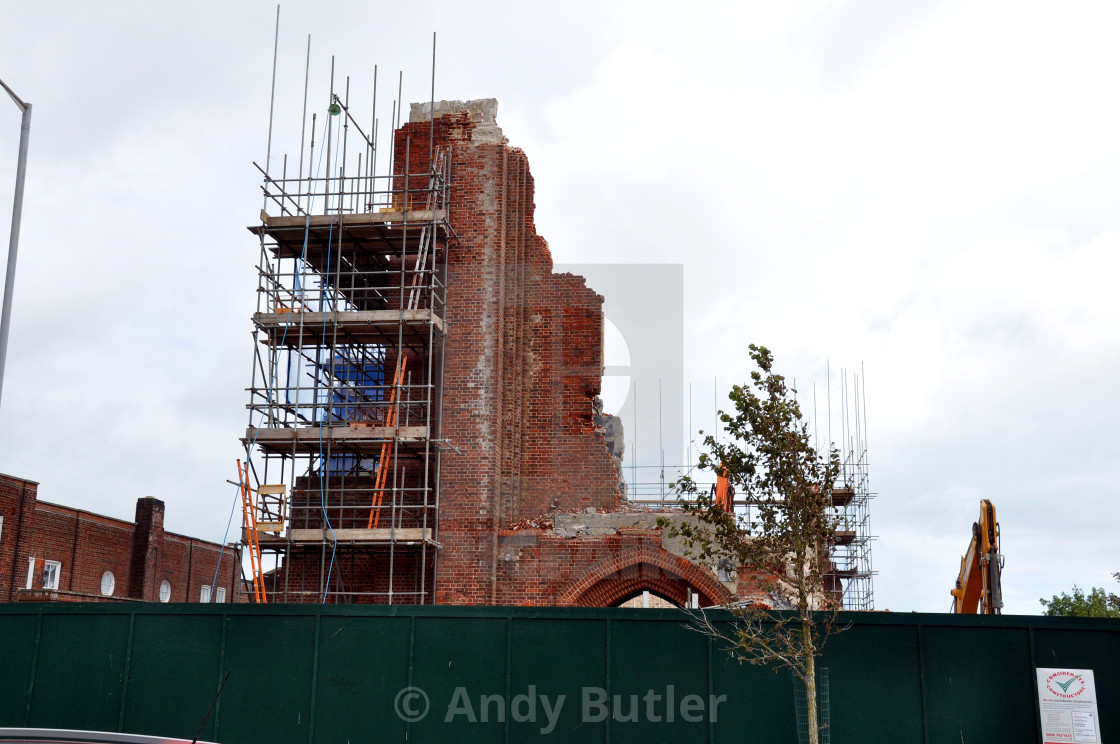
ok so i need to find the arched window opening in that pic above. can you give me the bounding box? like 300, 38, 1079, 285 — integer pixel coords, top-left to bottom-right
616, 590, 678, 609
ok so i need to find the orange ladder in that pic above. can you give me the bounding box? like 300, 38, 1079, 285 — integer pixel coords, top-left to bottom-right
237, 459, 268, 604
367, 356, 407, 528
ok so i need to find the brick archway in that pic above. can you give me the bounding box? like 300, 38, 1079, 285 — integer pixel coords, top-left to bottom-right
558, 545, 735, 608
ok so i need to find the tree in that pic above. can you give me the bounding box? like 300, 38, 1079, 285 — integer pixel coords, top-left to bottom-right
666, 344, 843, 744
1040, 576, 1120, 618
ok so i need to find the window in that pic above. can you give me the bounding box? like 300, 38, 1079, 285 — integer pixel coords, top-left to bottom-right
159, 580, 171, 603
0, 515, 4, 549
100, 571, 115, 597
26, 557, 35, 589
200, 585, 212, 603
42, 561, 61, 591
215, 587, 227, 604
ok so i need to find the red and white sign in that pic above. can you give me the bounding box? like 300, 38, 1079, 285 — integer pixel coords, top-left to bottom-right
1036, 668, 1101, 744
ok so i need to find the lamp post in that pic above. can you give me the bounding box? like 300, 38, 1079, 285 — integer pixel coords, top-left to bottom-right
0, 77, 31, 412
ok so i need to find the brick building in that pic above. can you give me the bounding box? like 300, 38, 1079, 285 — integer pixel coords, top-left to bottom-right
245, 98, 739, 608
0, 472, 240, 603
392, 101, 735, 607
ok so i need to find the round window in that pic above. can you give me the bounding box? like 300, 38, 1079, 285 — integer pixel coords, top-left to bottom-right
159, 579, 171, 603
100, 571, 115, 596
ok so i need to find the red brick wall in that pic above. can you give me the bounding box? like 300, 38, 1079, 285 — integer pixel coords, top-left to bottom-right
39, 503, 133, 598
271, 546, 432, 604
131, 496, 164, 601
276, 104, 727, 608
0, 473, 240, 603
495, 529, 735, 607
0, 473, 37, 600
391, 108, 625, 605
161, 533, 238, 603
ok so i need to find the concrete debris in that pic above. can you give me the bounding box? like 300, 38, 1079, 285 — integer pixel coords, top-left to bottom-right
409, 98, 506, 144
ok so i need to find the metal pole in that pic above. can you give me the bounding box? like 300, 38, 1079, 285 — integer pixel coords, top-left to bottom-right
0, 77, 32, 411
265, 5, 280, 178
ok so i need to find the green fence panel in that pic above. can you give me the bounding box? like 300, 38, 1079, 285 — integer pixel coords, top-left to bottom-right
609, 616, 712, 744
921, 624, 1037, 744
824, 621, 925, 743
410, 615, 508, 744
708, 629, 798, 744
311, 614, 412, 744
28, 612, 131, 731
509, 617, 608, 743
0, 613, 37, 726
122, 612, 225, 739
217, 612, 317, 744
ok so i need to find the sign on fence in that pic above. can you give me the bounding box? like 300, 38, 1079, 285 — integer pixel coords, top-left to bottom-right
1036, 668, 1101, 744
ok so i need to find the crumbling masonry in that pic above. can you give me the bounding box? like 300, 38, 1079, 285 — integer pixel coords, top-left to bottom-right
244, 99, 738, 606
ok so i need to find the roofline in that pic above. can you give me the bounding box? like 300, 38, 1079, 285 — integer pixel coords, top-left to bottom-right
0, 471, 39, 485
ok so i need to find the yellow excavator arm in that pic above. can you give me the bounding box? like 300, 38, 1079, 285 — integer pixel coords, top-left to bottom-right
950, 499, 1003, 614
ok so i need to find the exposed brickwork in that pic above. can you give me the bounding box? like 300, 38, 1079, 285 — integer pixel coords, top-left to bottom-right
271, 546, 431, 604
131, 497, 164, 601
392, 108, 635, 606
0, 472, 240, 603
497, 530, 736, 607
277, 102, 730, 607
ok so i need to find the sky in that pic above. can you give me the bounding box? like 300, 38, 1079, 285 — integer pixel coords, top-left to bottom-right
1, 0, 1118, 614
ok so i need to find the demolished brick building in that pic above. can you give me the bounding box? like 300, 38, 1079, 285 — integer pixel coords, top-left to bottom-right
395, 101, 737, 607
243, 99, 738, 607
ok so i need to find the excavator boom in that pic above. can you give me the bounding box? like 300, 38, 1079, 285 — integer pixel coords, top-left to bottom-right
950, 499, 1003, 614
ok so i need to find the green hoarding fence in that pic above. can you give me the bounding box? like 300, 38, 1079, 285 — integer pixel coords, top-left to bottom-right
0, 604, 1116, 744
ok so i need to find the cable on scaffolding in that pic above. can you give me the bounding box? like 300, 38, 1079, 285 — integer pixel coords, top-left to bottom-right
211, 109, 336, 603
316, 105, 344, 603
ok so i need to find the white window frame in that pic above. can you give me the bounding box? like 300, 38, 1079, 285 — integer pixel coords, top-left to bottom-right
214, 587, 227, 604
42, 560, 61, 591
200, 585, 212, 603
26, 557, 35, 589
0, 515, 4, 550
100, 571, 116, 597
159, 579, 171, 603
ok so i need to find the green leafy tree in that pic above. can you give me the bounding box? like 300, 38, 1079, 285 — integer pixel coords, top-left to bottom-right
667, 344, 843, 744
1040, 576, 1120, 618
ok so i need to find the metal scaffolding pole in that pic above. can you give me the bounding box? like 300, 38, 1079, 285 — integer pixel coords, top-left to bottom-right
0, 77, 32, 411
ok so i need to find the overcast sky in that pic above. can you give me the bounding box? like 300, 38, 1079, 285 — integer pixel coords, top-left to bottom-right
1, 0, 1118, 614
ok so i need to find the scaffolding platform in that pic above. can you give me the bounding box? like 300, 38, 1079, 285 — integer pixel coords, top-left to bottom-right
251, 527, 435, 545
831, 487, 855, 507
288, 527, 433, 543
245, 425, 431, 455
251, 210, 449, 259
253, 308, 445, 347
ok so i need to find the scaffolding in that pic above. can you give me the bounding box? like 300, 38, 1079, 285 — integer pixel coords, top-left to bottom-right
624, 369, 876, 611
239, 53, 450, 603
822, 366, 876, 611
829, 451, 875, 610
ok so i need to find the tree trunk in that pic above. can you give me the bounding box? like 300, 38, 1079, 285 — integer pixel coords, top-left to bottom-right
803, 623, 819, 744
